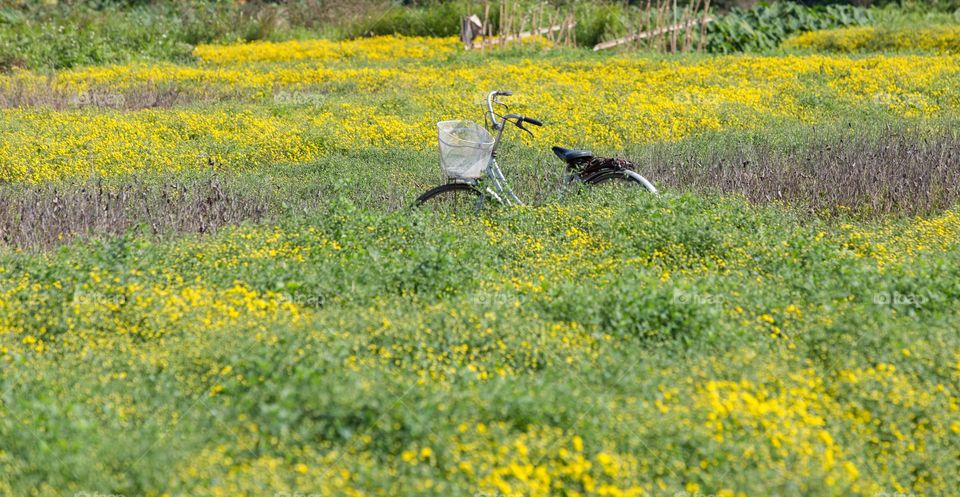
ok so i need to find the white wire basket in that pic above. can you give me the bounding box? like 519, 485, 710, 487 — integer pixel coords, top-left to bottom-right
437, 120, 494, 180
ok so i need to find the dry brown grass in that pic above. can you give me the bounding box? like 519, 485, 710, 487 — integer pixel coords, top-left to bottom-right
643, 126, 960, 218
0, 79, 209, 110
2, 126, 958, 251
0, 176, 282, 249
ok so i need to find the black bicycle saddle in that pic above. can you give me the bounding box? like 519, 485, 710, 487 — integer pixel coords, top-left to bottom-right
552, 146, 594, 162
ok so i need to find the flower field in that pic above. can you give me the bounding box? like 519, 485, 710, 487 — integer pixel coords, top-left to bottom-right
1, 31, 960, 497
784, 25, 960, 54
2, 36, 960, 183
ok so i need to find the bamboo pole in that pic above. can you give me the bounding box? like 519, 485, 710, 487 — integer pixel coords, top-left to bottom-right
660, 0, 670, 52
481, 0, 490, 53
537, 2, 544, 43
698, 0, 711, 52
465, 3, 578, 52
642, 0, 652, 50
682, 0, 697, 52
558, 14, 566, 47
547, 11, 555, 43
499, 0, 506, 49
670, 0, 678, 53
515, 2, 522, 46
592, 16, 714, 51
472, 21, 574, 50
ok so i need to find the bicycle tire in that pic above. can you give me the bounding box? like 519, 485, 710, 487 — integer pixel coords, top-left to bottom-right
414, 182, 485, 213
588, 170, 658, 194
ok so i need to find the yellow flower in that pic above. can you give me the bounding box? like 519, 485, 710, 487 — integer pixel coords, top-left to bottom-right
843, 461, 860, 480
572, 435, 584, 452
4, 38, 959, 183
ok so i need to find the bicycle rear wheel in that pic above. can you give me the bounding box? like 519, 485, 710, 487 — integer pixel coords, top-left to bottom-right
414, 183, 485, 213
589, 170, 658, 193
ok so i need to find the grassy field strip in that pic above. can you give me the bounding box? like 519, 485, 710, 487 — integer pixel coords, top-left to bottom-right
1, 31, 960, 497
2, 46, 960, 183
2, 191, 960, 495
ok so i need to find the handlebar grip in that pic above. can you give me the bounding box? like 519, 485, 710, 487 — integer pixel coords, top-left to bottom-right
523, 117, 543, 127
497, 90, 513, 96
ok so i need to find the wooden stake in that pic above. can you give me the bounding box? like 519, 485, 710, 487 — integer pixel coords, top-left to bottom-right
592, 16, 714, 51
482, 0, 490, 53
547, 11, 555, 43
698, 0, 711, 52
670, 0, 678, 53
642, 0, 652, 50
682, 0, 696, 52
660, 0, 669, 52
537, 2, 544, 43
499, 0, 507, 48
474, 21, 572, 49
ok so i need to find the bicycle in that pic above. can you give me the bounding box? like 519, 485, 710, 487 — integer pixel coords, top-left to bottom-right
414, 90, 657, 212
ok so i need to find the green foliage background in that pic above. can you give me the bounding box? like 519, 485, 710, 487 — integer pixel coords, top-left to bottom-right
0, 0, 953, 70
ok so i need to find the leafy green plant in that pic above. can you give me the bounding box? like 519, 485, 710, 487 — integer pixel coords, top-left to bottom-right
346, 1, 463, 38
706, 2, 872, 53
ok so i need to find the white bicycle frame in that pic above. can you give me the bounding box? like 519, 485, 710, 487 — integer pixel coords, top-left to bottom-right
473, 90, 524, 206
458, 90, 657, 208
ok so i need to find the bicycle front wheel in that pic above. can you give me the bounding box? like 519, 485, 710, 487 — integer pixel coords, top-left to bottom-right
414, 183, 485, 213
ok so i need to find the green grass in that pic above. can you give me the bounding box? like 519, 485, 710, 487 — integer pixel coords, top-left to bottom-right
2, 184, 959, 495
2, 3, 960, 495
3, 0, 954, 71
2, 112, 960, 494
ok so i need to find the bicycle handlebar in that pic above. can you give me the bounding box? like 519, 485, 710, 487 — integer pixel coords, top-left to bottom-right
487, 90, 542, 131
521, 116, 542, 127
487, 90, 506, 129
